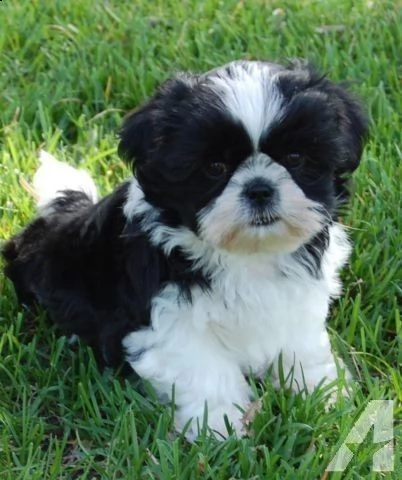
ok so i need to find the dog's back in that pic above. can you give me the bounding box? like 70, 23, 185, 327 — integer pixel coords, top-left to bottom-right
2, 153, 148, 366
3, 152, 98, 306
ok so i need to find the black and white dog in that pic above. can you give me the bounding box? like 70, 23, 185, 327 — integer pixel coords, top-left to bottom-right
3, 60, 368, 440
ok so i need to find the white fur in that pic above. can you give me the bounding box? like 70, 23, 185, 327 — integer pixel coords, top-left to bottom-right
34, 150, 98, 213
123, 178, 350, 440
210, 62, 283, 148
21, 60, 359, 442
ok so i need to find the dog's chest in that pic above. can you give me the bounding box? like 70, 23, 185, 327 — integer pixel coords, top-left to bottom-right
152, 259, 330, 372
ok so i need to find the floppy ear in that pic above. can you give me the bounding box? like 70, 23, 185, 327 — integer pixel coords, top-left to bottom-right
325, 82, 369, 174
117, 98, 158, 169
284, 60, 369, 173
118, 74, 198, 171
316, 81, 368, 204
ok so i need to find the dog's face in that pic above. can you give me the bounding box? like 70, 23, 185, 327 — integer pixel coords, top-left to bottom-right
119, 61, 367, 254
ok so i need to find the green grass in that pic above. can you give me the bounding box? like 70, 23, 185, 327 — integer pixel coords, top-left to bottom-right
0, 0, 401, 478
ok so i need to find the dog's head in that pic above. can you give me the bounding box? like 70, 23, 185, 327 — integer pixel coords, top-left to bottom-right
119, 60, 368, 254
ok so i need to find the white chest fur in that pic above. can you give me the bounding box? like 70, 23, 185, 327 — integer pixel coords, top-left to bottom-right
123, 224, 350, 438
125, 223, 348, 371
150, 252, 330, 376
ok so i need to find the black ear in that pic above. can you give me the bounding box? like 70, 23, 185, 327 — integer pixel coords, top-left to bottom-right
317, 80, 369, 204
325, 82, 369, 174
283, 60, 369, 173
118, 73, 198, 170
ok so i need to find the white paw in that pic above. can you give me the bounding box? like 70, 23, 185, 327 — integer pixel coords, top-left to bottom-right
273, 356, 352, 394
175, 403, 245, 441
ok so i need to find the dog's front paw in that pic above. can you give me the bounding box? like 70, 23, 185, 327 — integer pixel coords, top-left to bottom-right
175, 403, 245, 441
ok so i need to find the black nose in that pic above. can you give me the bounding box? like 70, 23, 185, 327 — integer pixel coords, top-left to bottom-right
243, 179, 275, 206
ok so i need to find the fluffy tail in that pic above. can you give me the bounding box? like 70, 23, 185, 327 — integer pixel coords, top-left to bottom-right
33, 150, 99, 213
3, 151, 99, 306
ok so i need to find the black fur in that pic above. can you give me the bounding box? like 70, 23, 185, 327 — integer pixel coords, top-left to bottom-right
3, 60, 368, 369
293, 227, 331, 278
120, 60, 367, 229
119, 75, 254, 231
3, 183, 210, 367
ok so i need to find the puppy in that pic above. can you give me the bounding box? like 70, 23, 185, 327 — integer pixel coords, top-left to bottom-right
3, 60, 368, 440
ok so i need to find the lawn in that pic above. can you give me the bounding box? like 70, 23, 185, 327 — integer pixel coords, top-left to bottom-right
0, 0, 400, 478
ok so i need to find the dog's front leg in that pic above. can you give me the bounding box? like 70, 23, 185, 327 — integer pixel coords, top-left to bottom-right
124, 329, 252, 441
275, 326, 351, 393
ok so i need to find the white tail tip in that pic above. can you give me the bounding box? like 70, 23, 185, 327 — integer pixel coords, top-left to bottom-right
34, 150, 99, 210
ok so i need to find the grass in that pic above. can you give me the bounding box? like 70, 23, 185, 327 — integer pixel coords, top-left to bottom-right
0, 0, 401, 478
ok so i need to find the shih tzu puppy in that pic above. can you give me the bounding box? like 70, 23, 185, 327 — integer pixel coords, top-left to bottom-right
3, 60, 368, 440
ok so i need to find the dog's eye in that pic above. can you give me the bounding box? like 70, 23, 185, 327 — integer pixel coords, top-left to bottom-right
282, 153, 308, 169
205, 162, 228, 179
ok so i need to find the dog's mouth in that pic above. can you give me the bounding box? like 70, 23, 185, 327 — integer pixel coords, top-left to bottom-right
249, 214, 280, 227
